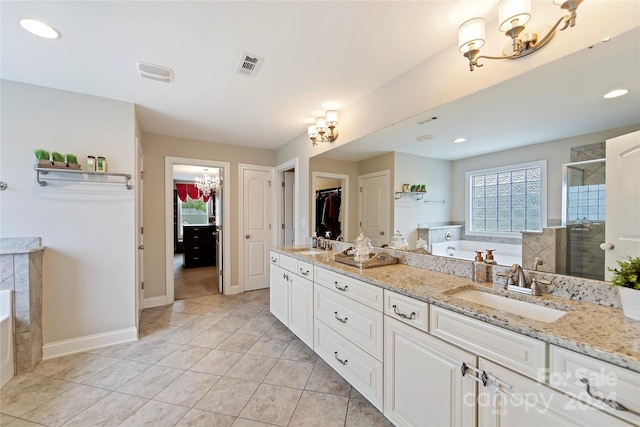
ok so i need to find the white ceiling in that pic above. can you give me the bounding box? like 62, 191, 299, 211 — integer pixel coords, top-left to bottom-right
1, 1, 499, 150
173, 164, 221, 182
320, 27, 640, 161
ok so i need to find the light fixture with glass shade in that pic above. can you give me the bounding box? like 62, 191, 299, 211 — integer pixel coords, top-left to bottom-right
308, 110, 339, 146
194, 174, 219, 197
458, 0, 583, 71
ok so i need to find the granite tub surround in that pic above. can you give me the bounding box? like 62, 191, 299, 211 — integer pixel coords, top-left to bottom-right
0, 237, 44, 374
273, 246, 640, 373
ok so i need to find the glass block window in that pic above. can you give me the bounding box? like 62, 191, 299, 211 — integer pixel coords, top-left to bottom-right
467, 161, 546, 235
567, 184, 605, 223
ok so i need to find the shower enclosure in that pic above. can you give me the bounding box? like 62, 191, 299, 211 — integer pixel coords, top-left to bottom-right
561, 159, 606, 280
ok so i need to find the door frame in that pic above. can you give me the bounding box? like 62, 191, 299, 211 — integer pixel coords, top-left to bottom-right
273, 158, 299, 246
135, 137, 144, 328
165, 156, 231, 300
238, 163, 273, 293
311, 170, 349, 241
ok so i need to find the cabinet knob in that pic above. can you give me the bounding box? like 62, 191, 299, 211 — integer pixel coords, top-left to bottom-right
380, 231, 385, 236
245, 234, 251, 239
138, 245, 144, 250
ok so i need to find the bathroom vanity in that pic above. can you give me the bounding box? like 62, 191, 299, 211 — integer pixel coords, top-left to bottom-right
269, 246, 639, 427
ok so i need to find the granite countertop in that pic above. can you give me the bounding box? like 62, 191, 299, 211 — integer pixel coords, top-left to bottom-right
0, 246, 45, 255
272, 246, 640, 373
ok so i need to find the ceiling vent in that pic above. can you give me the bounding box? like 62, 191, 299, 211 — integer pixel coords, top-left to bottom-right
235, 52, 263, 77
417, 116, 439, 125
415, 135, 434, 142
136, 62, 173, 83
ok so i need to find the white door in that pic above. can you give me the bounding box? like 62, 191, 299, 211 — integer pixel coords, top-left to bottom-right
359, 170, 390, 246
240, 164, 272, 291
283, 170, 295, 246
269, 264, 288, 325
135, 138, 144, 327
604, 130, 640, 279
384, 316, 477, 427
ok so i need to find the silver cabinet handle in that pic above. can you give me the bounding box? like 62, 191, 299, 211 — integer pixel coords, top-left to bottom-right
392, 304, 416, 320
299, 268, 310, 276
380, 231, 385, 235
334, 351, 348, 365
334, 312, 348, 324
579, 378, 639, 415
270, 257, 278, 263
334, 282, 348, 292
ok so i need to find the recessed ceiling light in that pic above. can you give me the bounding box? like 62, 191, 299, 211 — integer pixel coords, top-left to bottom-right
20, 19, 61, 39
603, 89, 629, 99
453, 137, 467, 143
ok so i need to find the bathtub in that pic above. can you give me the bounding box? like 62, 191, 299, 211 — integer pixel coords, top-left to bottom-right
0, 290, 14, 388
431, 240, 521, 266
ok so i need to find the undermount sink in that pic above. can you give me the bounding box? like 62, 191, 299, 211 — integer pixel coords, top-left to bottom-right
452, 289, 567, 323
290, 248, 325, 255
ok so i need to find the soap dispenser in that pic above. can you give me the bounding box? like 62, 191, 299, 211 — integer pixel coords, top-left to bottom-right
312, 232, 318, 248
473, 251, 487, 283
484, 249, 497, 265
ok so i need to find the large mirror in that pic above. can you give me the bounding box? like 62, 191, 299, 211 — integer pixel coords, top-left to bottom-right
311, 28, 640, 280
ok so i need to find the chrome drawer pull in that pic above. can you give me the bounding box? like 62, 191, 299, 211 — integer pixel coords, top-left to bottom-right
334, 312, 348, 324
580, 378, 639, 415
334, 282, 348, 291
299, 268, 310, 276
392, 304, 416, 320
334, 351, 348, 365
271, 257, 278, 263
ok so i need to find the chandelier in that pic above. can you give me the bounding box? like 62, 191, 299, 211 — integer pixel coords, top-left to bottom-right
307, 110, 339, 146
194, 174, 219, 197
458, 0, 582, 71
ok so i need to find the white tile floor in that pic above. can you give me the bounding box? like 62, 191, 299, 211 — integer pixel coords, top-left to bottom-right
0, 289, 392, 427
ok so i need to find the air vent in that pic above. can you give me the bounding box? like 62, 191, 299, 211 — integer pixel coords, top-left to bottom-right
136, 62, 173, 83
235, 52, 263, 77
417, 116, 439, 125
415, 135, 434, 142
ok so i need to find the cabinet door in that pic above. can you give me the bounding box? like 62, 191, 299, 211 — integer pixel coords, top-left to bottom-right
288, 274, 313, 348
384, 316, 476, 427
478, 359, 631, 427
269, 264, 288, 326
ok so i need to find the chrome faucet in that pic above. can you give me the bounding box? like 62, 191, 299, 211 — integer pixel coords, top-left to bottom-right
533, 257, 544, 271
317, 236, 326, 250
512, 264, 527, 288
497, 264, 549, 296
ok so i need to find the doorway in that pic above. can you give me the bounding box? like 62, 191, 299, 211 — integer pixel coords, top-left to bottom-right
173, 164, 221, 300
165, 157, 231, 303
274, 158, 299, 246
311, 171, 349, 241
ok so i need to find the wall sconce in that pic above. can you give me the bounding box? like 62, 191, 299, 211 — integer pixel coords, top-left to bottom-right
458, 0, 582, 71
308, 110, 339, 146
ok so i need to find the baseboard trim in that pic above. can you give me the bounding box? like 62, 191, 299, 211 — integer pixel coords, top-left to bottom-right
144, 295, 169, 308
42, 327, 138, 359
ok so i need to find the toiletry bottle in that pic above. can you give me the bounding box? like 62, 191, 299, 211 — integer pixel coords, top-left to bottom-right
312, 232, 318, 248
484, 249, 497, 265
87, 155, 96, 172
473, 251, 487, 283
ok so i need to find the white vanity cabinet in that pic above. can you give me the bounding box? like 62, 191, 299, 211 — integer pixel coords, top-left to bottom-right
269, 251, 314, 347
313, 265, 384, 409
478, 358, 632, 426
384, 316, 477, 427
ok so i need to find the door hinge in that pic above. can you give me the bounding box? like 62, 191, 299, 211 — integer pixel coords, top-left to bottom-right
219, 270, 223, 276
140, 171, 145, 179
359, 187, 362, 192
141, 281, 144, 290
140, 227, 144, 235
269, 224, 271, 230
268, 180, 271, 188
282, 223, 285, 229
281, 181, 285, 187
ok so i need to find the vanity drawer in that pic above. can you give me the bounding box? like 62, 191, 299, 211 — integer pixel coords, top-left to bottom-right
269, 251, 280, 265
430, 305, 546, 380
279, 254, 298, 273
383, 290, 429, 332
550, 345, 640, 426
314, 319, 383, 409
315, 284, 383, 360
297, 260, 313, 279
314, 267, 383, 311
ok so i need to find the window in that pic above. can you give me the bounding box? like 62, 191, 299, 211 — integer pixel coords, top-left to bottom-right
178, 198, 211, 239
466, 161, 547, 237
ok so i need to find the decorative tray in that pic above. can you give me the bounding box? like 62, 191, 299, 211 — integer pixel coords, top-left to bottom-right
334, 247, 399, 269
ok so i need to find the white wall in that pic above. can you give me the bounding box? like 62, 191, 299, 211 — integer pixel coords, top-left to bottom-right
450, 125, 640, 227
394, 153, 451, 247
0, 80, 137, 349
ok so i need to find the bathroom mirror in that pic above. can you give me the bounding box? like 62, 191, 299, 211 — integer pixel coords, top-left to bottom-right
311, 28, 640, 280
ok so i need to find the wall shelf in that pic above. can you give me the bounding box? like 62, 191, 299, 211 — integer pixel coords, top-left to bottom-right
395, 191, 425, 200
34, 167, 132, 190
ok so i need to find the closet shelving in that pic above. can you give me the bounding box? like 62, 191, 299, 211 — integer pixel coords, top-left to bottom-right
34, 167, 132, 190
394, 191, 425, 200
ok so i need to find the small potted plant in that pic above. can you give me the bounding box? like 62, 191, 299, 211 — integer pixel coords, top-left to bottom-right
609, 256, 640, 320
34, 149, 52, 168
51, 151, 67, 169
65, 154, 81, 170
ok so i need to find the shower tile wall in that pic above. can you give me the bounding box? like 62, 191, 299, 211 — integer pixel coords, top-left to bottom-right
522, 227, 567, 274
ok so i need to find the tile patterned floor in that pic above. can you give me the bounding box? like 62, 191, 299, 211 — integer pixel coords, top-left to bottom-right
0, 289, 392, 427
